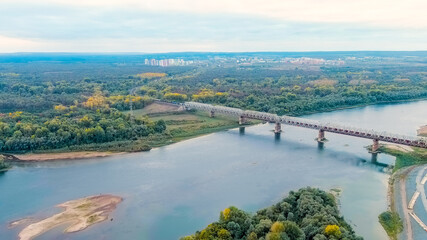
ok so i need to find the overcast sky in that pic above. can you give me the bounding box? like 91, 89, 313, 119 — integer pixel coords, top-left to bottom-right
1, 0, 426, 52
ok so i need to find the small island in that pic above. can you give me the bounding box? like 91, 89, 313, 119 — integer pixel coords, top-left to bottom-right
11, 194, 122, 240
181, 188, 362, 240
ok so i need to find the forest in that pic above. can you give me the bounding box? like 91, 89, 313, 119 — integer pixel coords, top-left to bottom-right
180, 187, 362, 240
0, 52, 426, 152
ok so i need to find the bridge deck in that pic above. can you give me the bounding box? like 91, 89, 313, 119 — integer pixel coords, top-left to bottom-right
184, 102, 427, 149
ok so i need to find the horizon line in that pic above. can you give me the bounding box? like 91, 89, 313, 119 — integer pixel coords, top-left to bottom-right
1, 50, 427, 55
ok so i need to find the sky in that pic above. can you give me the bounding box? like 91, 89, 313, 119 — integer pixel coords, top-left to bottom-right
0, 0, 426, 52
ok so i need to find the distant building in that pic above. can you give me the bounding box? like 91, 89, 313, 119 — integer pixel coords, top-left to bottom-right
144, 58, 196, 67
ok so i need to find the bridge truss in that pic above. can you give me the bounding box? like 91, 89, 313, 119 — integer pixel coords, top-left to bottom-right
184, 101, 427, 149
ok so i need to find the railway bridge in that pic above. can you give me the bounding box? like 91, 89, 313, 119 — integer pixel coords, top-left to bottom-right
183, 101, 427, 152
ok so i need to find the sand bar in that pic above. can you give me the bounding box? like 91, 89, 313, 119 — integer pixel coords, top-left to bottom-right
11, 194, 122, 240
13, 151, 124, 161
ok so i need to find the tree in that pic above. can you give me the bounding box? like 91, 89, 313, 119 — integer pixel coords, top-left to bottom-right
325, 225, 341, 238
0, 156, 10, 171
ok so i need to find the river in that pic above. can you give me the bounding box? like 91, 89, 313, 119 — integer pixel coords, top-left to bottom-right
1, 100, 426, 240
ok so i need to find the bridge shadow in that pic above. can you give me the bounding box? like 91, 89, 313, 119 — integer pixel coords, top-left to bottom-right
317, 142, 325, 151
239, 127, 245, 135
274, 133, 281, 144
230, 127, 392, 171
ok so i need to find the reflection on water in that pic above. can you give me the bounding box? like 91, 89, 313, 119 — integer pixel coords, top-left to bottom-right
1, 100, 426, 240
317, 141, 325, 150
274, 132, 281, 143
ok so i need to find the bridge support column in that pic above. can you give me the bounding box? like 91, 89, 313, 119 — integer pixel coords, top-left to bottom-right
274, 122, 281, 135
370, 139, 380, 153
209, 110, 215, 118
317, 130, 326, 142
239, 116, 247, 125
239, 127, 245, 135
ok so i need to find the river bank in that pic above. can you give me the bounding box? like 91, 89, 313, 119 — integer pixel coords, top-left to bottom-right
3, 105, 242, 162
3, 100, 426, 162
380, 145, 427, 172
12, 151, 125, 161
381, 144, 427, 240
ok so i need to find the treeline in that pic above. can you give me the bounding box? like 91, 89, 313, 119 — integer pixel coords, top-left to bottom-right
181, 188, 362, 240
0, 57, 426, 152
0, 106, 166, 152
151, 67, 427, 115
1, 60, 426, 116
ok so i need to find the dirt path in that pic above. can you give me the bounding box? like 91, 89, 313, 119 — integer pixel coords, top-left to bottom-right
397, 166, 416, 240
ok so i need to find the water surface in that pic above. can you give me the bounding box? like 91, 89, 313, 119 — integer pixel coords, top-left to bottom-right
1, 100, 426, 240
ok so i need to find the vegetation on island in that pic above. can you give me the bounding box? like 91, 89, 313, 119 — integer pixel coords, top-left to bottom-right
181, 188, 362, 240
0, 155, 10, 171
378, 211, 403, 240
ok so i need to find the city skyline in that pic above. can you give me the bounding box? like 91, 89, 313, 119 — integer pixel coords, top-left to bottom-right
1, 0, 426, 52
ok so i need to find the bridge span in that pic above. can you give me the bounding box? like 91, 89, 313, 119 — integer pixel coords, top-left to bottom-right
183, 101, 427, 151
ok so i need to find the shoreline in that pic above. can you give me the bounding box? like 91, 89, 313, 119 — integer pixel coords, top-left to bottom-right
9, 151, 125, 162
382, 144, 427, 240
291, 97, 427, 117
389, 165, 416, 240
4, 98, 427, 162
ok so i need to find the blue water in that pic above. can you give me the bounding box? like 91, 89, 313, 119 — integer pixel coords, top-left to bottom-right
1, 100, 426, 240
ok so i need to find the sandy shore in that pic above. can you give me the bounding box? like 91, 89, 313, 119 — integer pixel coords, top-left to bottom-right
385, 144, 414, 153
418, 125, 427, 137
10, 194, 122, 240
13, 151, 125, 161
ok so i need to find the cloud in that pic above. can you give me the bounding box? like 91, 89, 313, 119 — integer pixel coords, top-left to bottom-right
0, 36, 42, 52
4, 0, 426, 28
0, 0, 426, 52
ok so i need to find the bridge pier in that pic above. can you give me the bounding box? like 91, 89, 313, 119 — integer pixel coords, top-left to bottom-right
274, 122, 282, 135
239, 127, 245, 135
209, 110, 215, 118
317, 129, 326, 142
239, 116, 247, 125
370, 139, 380, 153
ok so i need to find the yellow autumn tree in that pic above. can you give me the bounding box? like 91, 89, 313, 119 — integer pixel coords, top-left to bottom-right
8, 111, 23, 120
164, 92, 187, 101
325, 224, 341, 237
54, 105, 68, 111
217, 229, 231, 239
222, 208, 231, 220
136, 72, 167, 79
192, 89, 215, 102
83, 89, 107, 109
270, 221, 285, 233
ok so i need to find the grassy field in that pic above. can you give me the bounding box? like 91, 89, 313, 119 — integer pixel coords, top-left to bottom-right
378, 211, 403, 240
7, 103, 243, 157
125, 102, 244, 147
380, 145, 427, 171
